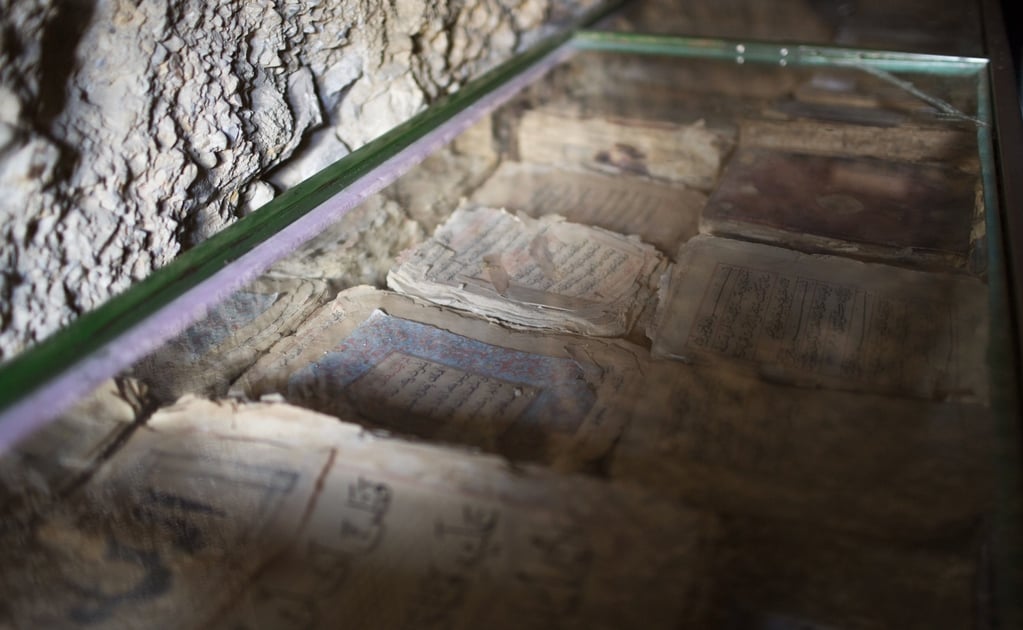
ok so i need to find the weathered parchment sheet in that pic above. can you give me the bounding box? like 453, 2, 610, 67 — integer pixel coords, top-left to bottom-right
649, 236, 989, 401
700, 148, 980, 268
516, 107, 732, 190
0, 379, 140, 516
471, 161, 705, 256
239, 286, 646, 468
611, 361, 995, 541
387, 205, 666, 337
0, 397, 719, 629
132, 276, 328, 402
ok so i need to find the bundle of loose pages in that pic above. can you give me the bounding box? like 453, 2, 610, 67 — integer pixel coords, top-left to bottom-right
386, 205, 666, 337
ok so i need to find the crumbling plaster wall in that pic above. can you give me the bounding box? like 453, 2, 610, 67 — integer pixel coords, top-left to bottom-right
0, 0, 587, 359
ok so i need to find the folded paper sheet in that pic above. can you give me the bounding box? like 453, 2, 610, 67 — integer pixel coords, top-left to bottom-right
240, 286, 647, 468
0, 397, 719, 629
387, 205, 666, 337
649, 236, 988, 401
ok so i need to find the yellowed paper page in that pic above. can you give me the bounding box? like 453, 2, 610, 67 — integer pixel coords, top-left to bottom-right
0, 378, 140, 515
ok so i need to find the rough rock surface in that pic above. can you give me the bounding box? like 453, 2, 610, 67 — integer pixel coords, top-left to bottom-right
0, 0, 590, 359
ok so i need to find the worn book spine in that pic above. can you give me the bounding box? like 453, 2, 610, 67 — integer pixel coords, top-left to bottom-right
738, 118, 980, 169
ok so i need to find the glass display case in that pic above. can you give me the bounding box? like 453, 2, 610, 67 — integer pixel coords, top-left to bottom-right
1, 2, 1019, 628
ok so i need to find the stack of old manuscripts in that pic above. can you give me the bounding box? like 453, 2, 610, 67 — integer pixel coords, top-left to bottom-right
0, 397, 719, 629
610, 360, 995, 540
386, 205, 666, 337
614, 232, 989, 627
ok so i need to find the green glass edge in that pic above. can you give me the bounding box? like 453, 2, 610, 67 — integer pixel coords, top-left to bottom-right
0, 1, 625, 411
573, 30, 987, 75
976, 67, 1023, 628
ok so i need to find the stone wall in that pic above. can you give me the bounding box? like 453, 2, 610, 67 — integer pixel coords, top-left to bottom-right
0, 0, 588, 359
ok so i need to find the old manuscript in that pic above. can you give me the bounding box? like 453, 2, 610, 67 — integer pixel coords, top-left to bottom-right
649, 236, 988, 401
516, 106, 732, 190
471, 161, 705, 257
611, 361, 994, 541
700, 148, 980, 268
239, 286, 647, 468
0, 397, 718, 629
387, 205, 666, 337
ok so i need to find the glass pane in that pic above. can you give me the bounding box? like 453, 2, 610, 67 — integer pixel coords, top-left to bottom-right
1, 43, 1014, 629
